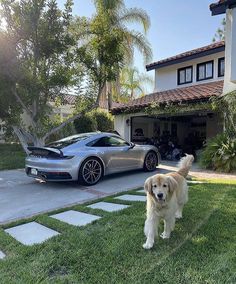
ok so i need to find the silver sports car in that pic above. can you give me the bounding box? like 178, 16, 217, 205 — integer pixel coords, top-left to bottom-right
25, 132, 160, 185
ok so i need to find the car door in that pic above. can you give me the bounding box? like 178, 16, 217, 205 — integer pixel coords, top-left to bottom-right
92, 136, 141, 173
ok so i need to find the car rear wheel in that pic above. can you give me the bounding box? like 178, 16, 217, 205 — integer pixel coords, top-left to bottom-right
79, 157, 103, 186
143, 151, 158, 172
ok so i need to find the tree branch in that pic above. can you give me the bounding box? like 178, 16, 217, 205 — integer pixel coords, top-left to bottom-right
11, 87, 38, 129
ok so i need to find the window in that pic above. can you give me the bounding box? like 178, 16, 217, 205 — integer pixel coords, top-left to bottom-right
197, 61, 214, 81
177, 66, 193, 85
47, 134, 92, 149
218, 57, 225, 77
91, 136, 129, 147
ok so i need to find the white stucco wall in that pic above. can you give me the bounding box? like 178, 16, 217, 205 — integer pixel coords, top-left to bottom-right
154, 51, 225, 92
223, 7, 236, 93
114, 112, 146, 142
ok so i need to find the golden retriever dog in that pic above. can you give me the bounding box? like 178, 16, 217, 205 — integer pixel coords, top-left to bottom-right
143, 154, 194, 249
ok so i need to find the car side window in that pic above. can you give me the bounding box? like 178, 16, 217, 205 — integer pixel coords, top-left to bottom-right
91, 137, 110, 147
107, 136, 129, 146
91, 136, 129, 147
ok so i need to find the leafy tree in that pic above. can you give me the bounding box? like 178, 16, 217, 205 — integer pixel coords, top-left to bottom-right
74, 113, 97, 134
0, 0, 82, 153
74, 109, 113, 133
212, 17, 226, 42
92, 110, 114, 132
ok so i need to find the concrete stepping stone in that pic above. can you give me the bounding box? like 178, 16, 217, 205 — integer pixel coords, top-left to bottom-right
5, 222, 59, 246
187, 180, 205, 184
50, 210, 101, 226
115, 194, 146, 202
0, 251, 6, 259
87, 202, 129, 212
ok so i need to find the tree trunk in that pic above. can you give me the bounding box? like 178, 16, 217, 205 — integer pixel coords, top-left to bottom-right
12, 126, 31, 154
107, 82, 112, 110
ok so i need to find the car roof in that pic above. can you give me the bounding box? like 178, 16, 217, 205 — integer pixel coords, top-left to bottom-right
55, 132, 122, 144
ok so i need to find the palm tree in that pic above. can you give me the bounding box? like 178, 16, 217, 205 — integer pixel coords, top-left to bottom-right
74, 0, 152, 108
117, 66, 153, 102
93, 0, 152, 63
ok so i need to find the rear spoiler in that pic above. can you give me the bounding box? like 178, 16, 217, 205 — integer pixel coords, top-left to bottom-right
27, 146, 63, 158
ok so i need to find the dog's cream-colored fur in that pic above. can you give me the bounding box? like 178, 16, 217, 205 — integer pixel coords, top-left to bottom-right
143, 154, 194, 249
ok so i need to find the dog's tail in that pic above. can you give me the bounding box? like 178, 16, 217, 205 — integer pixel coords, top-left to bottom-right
177, 154, 194, 178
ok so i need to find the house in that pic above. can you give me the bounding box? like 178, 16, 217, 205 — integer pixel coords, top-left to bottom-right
210, 0, 236, 93
112, 0, 236, 157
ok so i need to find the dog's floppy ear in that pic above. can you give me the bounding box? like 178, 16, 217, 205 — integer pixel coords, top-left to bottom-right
167, 176, 178, 193
144, 177, 152, 194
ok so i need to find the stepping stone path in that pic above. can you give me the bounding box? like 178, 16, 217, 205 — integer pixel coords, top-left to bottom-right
50, 210, 101, 226
115, 194, 146, 202
2, 191, 146, 249
88, 202, 129, 212
5, 222, 60, 246
0, 250, 6, 259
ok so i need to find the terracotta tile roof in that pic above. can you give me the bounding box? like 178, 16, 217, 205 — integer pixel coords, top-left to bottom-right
146, 41, 225, 70
111, 81, 223, 114
50, 94, 77, 105
61, 95, 77, 105
98, 100, 122, 109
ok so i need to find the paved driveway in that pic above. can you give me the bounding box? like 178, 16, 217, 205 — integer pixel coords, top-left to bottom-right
1, 162, 236, 225
0, 168, 164, 225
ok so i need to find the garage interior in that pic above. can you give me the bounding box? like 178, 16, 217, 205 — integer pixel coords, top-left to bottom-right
131, 112, 223, 159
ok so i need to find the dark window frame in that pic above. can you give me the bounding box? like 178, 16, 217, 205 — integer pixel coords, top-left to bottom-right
218, 57, 225, 77
177, 66, 193, 85
196, 60, 214, 81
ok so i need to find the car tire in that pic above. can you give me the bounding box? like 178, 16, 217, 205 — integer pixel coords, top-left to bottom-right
78, 157, 103, 186
143, 151, 158, 172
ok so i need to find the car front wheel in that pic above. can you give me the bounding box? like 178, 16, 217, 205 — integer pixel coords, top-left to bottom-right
143, 151, 158, 172
79, 157, 103, 186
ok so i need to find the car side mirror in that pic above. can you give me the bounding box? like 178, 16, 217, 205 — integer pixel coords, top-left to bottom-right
128, 142, 135, 149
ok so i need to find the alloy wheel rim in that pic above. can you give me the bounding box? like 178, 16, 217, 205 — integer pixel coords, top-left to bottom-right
146, 153, 157, 170
82, 159, 102, 184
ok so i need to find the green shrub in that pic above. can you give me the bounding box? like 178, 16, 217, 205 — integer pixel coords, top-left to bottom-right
47, 122, 76, 143
74, 113, 97, 134
200, 133, 236, 172
92, 110, 114, 132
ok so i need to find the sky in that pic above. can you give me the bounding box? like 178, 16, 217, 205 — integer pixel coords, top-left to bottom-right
58, 0, 224, 92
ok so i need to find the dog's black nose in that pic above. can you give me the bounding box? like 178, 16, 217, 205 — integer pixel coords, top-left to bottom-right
157, 193, 163, 199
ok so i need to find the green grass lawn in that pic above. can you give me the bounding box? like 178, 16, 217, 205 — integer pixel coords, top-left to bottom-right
0, 144, 25, 170
0, 182, 236, 283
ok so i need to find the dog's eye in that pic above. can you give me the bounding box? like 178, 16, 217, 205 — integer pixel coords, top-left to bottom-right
163, 184, 167, 188
153, 185, 157, 188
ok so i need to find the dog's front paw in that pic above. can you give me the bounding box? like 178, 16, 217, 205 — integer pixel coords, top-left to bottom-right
175, 213, 182, 219
160, 232, 170, 239
143, 242, 154, 249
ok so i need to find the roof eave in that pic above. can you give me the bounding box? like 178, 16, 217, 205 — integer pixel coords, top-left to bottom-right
210, 0, 236, 16
146, 45, 225, 71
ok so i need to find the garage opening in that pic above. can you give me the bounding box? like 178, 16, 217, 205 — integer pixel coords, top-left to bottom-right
131, 113, 223, 160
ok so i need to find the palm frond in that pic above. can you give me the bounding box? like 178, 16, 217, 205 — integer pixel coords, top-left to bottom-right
125, 30, 152, 64
94, 0, 124, 12
119, 8, 150, 33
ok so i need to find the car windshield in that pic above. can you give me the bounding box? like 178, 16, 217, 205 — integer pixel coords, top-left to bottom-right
46, 134, 92, 149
